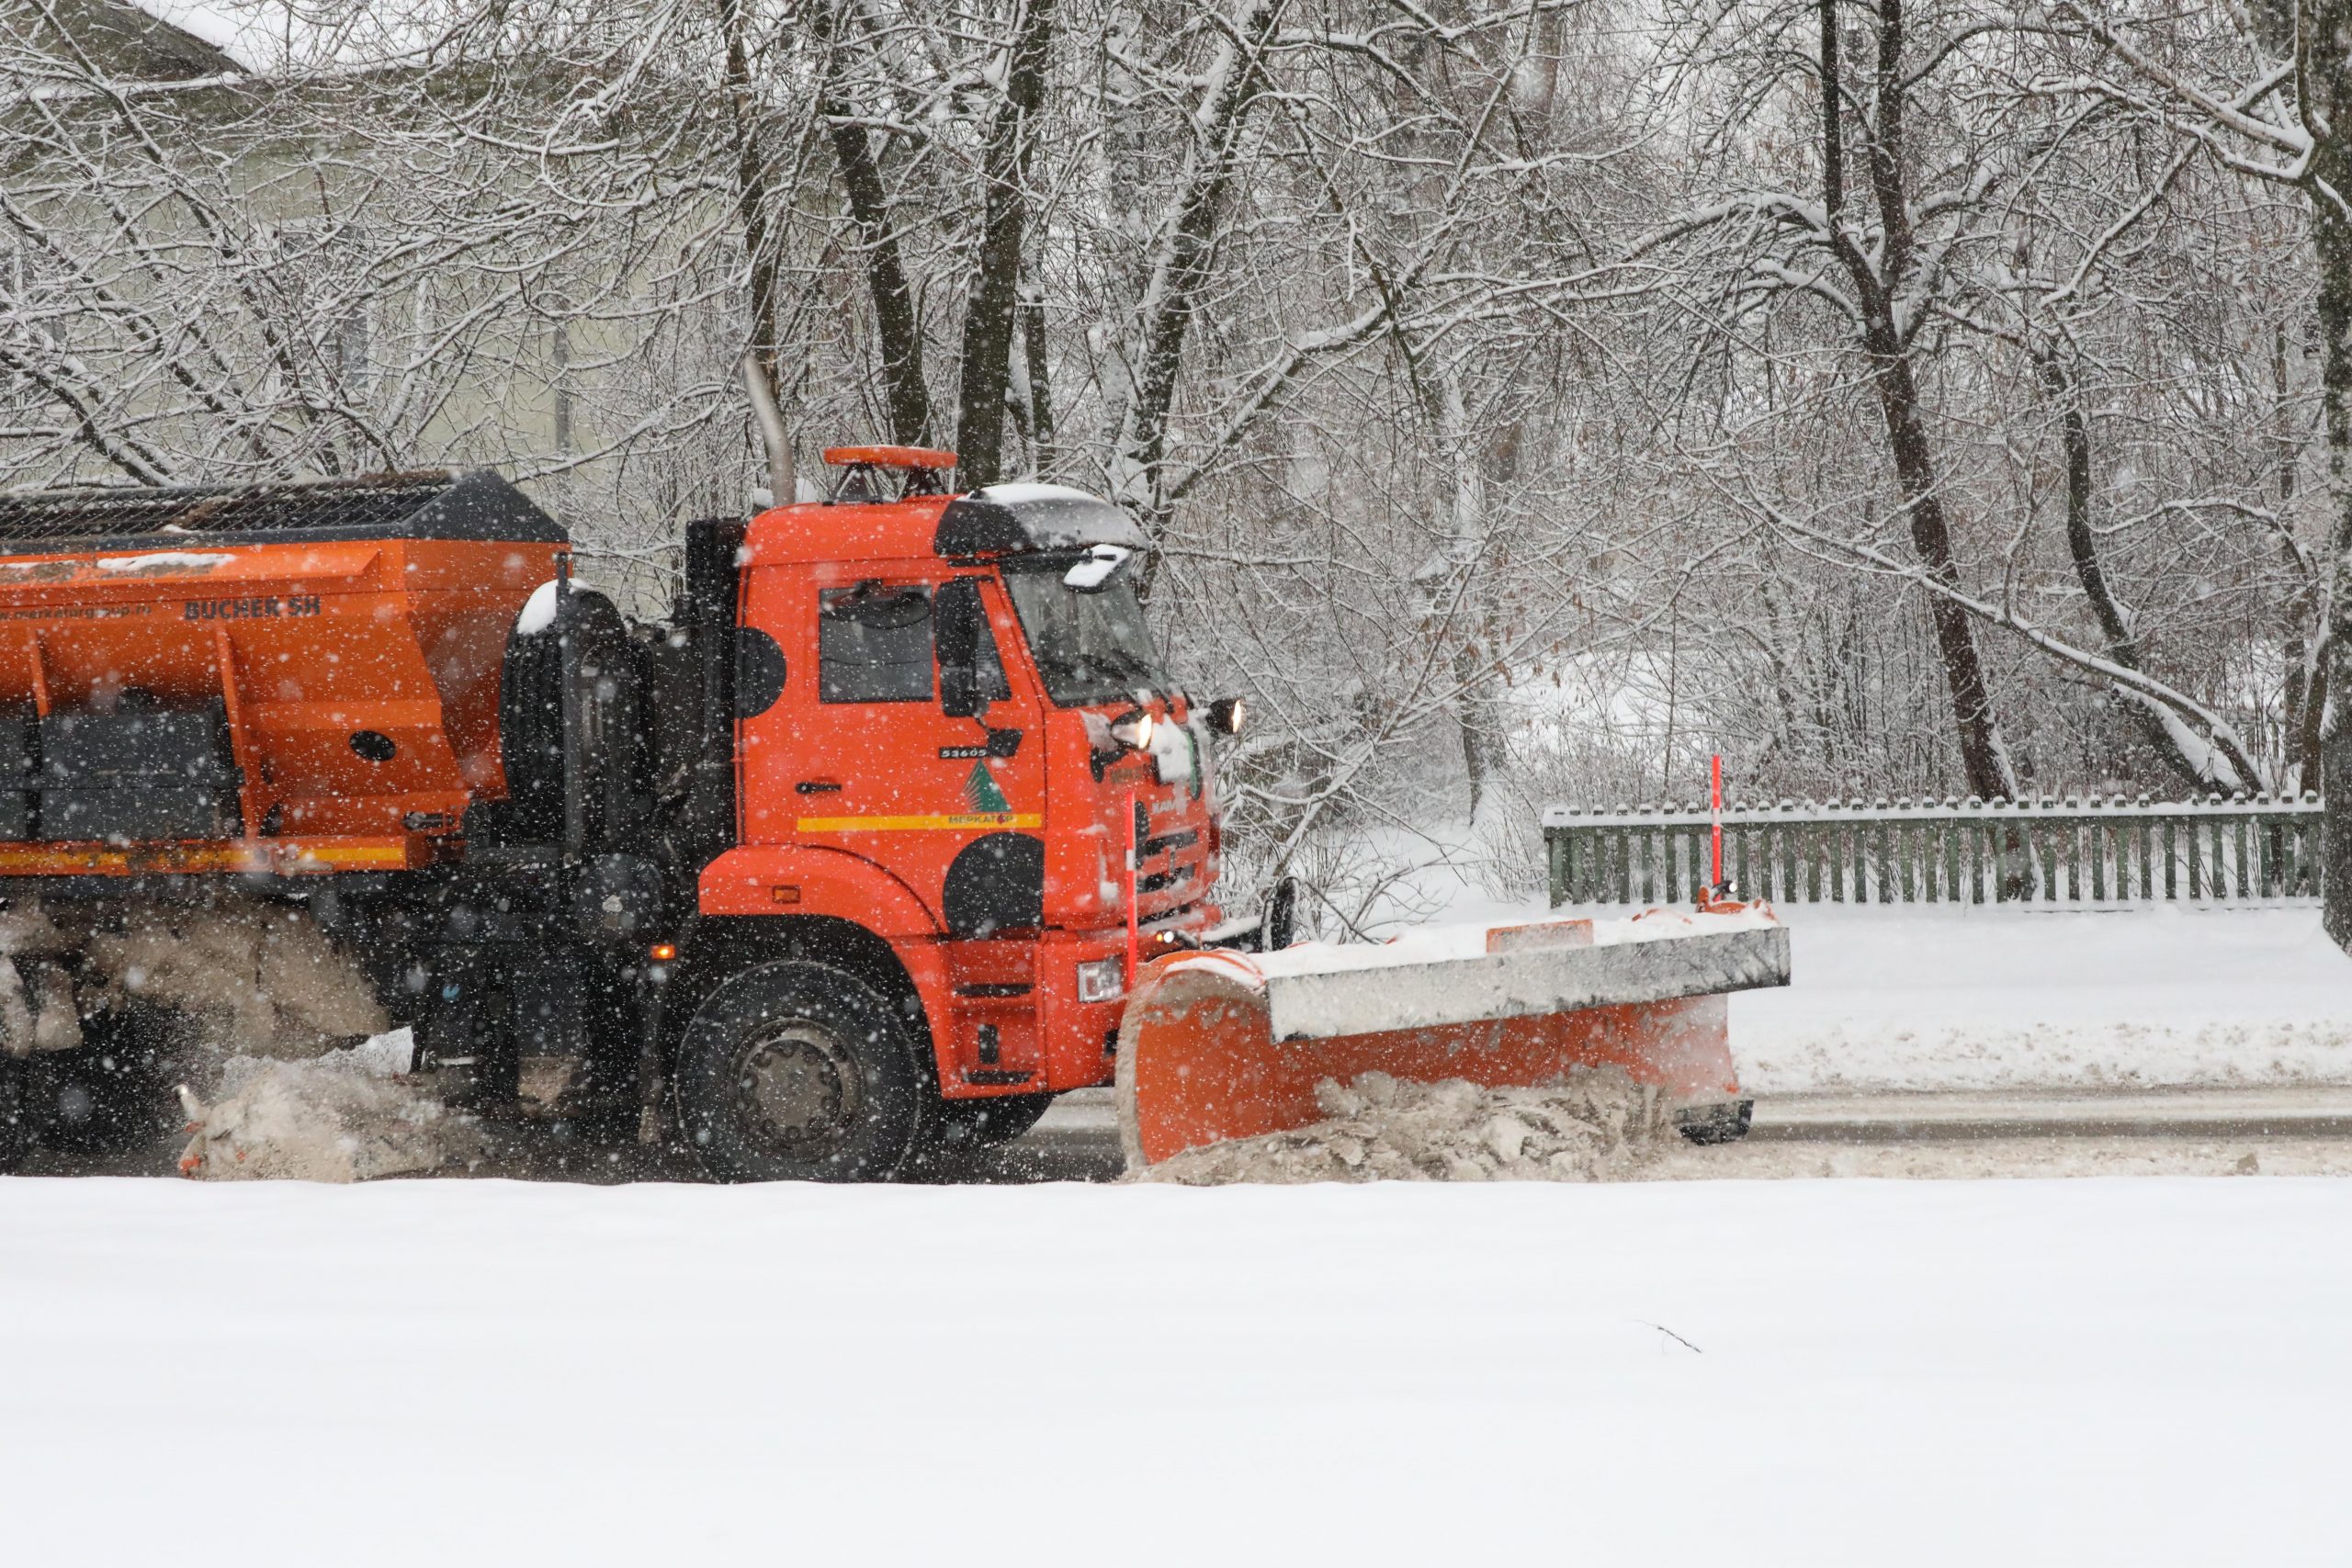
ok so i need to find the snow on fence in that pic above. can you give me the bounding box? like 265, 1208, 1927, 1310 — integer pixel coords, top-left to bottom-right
1544, 793, 2327, 908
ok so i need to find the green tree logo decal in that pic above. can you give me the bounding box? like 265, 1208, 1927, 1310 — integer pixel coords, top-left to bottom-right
964, 761, 1010, 814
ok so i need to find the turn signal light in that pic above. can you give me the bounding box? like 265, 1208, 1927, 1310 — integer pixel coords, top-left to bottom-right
650, 942, 677, 962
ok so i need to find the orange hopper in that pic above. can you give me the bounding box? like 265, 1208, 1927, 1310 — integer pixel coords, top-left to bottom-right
0, 469, 561, 876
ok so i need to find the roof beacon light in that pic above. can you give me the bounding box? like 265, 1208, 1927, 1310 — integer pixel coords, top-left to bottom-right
820, 445, 957, 469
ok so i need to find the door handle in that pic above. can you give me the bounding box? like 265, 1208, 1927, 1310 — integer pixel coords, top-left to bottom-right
795, 779, 842, 795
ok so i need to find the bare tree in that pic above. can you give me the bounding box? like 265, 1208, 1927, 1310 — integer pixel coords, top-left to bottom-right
2027, 0, 2350, 941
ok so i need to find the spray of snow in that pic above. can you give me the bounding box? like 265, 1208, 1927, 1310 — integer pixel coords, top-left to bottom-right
85, 900, 387, 1058
1134, 1066, 1668, 1185
176, 1032, 482, 1182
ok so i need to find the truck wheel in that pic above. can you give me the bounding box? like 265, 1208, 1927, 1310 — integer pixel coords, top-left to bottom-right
0, 1055, 28, 1174
933, 1093, 1055, 1148
675, 961, 928, 1183
38, 1002, 190, 1157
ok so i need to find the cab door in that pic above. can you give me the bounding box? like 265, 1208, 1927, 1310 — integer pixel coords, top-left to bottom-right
763, 567, 1045, 932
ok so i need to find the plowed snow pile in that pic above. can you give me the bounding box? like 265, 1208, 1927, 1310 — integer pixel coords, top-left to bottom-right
178, 1032, 483, 1182
1135, 1067, 1666, 1185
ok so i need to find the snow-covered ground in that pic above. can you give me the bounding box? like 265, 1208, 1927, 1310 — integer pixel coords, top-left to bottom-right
1390, 839, 2352, 1092
1732, 904, 2352, 1092
3, 1174, 2344, 1565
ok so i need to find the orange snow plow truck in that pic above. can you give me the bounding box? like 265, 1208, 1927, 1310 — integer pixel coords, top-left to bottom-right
0, 448, 1785, 1179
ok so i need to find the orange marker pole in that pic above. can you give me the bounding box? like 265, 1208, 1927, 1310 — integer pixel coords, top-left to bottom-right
1125, 785, 1141, 984
1710, 753, 1724, 890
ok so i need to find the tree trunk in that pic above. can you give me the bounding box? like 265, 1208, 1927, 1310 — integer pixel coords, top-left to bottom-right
819, 6, 932, 447
1114, 0, 1283, 533
953, 0, 1054, 488
1864, 333, 2016, 803
2267, 322, 2327, 790
1829, 0, 2018, 808
2316, 136, 2352, 948
1021, 294, 1054, 472
2039, 355, 2260, 789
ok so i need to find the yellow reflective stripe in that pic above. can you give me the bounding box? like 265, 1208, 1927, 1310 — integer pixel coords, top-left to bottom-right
0, 839, 422, 875
295, 844, 412, 864
797, 812, 1043, 833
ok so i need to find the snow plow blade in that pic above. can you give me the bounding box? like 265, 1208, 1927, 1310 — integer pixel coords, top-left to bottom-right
1114, 911, 1789, 1169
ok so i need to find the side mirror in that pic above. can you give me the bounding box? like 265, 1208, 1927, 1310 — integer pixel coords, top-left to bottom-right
934, 578, 988, 721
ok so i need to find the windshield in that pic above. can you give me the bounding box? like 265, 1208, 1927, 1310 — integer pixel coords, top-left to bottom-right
1003, 558, 1166, 705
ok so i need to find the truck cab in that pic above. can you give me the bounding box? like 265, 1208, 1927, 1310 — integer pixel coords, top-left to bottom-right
665, 447, 1237, 1179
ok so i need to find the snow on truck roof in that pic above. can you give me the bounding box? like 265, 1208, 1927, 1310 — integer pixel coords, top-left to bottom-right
745, 482, 1145, 566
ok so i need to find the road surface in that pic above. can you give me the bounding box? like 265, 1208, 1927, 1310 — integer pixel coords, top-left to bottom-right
21, 1083, 2352, 1182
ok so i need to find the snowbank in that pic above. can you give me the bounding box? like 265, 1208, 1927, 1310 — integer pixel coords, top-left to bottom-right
1731, 904, 2352, 1092
0, 1175, 2343, 1563
1390, 881, 2352, 1092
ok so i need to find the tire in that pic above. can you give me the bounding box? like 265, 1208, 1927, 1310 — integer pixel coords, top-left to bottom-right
675, 960, 929, 1183
0, 1055, 29, 1174
35, 1001, 191, 1157
933, 1092, 1056, 1148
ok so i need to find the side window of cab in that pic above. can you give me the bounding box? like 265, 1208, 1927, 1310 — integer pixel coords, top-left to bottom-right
819, 582, 934, 703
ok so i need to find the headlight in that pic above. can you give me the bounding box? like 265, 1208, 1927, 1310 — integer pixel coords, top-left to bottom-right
1110, 711, 1154, 751
1076, 956, 1125, 1004
1206, 696, 1245, 737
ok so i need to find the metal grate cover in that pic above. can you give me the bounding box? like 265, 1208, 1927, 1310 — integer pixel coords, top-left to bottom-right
0, 468, 567, 551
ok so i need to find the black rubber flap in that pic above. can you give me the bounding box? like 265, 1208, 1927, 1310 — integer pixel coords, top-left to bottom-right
30, 701, 242, 841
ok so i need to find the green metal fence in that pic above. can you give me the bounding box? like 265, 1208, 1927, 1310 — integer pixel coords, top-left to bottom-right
1545, 793, 2326, 908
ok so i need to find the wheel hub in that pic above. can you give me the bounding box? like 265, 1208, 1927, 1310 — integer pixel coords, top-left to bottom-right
737, 1022, 864, 1151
